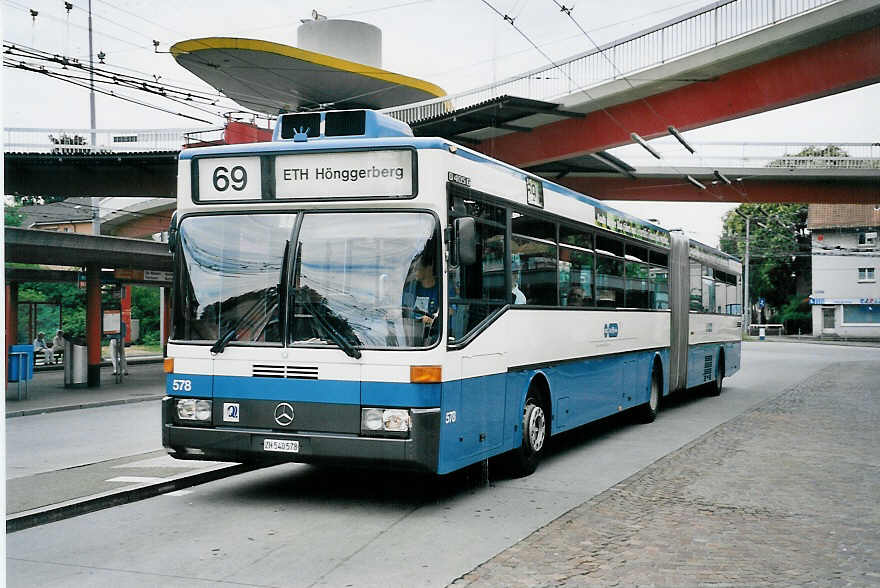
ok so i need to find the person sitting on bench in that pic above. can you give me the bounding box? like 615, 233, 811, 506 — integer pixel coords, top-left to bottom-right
33, 332, 55, 365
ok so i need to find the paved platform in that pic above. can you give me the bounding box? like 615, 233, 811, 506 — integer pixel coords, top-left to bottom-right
453, 359, 880, 586
5, 357, 165, 417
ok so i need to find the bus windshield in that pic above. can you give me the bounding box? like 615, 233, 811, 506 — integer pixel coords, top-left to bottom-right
173, 211, 442, 350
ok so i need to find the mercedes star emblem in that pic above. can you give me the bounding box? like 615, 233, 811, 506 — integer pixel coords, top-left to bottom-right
273, 402, 295, 427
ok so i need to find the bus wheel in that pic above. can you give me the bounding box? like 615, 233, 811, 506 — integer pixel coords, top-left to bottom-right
505, 391, 547, 477
708, 349, 724, 397
636, 367, 661, 424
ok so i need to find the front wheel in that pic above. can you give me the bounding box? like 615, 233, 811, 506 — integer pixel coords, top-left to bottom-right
502, 391, 547, 478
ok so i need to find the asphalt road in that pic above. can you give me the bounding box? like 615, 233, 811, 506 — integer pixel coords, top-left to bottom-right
6, 400, 162, 479
6, 342, 879, 587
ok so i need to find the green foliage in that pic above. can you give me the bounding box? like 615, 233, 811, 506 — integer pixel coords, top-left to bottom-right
776, 294, 812, 334
16, 282, 88, 339
131, 285, 161, 343
720, 203, 810, 319
5, 200, 25, 226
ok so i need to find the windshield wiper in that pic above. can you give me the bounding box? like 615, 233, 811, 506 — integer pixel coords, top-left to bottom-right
210, 327, 237, 354
295, 288, 362, 359
210, 289, 279, 354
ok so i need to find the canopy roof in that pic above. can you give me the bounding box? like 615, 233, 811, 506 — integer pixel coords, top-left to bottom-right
171, 37, 445, 114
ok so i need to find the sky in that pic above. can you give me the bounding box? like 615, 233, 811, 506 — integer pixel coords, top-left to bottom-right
3, 0, 879, 245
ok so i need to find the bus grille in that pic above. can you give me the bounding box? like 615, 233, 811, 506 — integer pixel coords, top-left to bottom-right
703, 355, 713, 382
252, 364, 319, 379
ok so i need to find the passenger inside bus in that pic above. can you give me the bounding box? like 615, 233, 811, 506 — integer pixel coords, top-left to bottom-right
512, 269, 526, 304
402, 241, 440, 344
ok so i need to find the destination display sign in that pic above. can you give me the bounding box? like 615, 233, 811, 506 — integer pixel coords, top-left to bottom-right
275, 149, 413, 199
197, 156, 263, 201
194, 149, 415, 202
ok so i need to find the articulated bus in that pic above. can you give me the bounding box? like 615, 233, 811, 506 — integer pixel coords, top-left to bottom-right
163, 109, 742, 476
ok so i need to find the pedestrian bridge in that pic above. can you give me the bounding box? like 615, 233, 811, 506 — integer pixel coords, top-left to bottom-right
4, 0, 879, 203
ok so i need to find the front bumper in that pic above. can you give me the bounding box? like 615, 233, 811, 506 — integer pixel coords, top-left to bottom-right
162, 398, 440, 473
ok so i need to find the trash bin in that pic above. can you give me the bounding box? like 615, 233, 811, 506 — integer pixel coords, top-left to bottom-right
759, 327, 766, 341
64, 335, 88, 388
8, 344, 34, 381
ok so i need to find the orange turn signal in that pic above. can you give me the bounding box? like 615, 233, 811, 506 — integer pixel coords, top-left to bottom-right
163, 358, 175, 373
410, 365, 442, 384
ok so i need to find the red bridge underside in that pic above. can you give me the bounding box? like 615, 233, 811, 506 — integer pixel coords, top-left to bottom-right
561, 177, 879, 204
474, 26, 880, 203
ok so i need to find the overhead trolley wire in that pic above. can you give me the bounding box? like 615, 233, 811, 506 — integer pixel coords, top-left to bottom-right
545, 0, 745, 205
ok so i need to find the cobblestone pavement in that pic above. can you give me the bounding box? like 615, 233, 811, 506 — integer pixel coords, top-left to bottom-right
453, 361, 880, 587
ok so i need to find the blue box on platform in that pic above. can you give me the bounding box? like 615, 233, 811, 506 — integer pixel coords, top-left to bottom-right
8, 345, 34, 382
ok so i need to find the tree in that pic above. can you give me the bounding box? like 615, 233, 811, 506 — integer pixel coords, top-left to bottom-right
131, 285, 161, 345
720, 203, 810, 324
5, 198, 25, 226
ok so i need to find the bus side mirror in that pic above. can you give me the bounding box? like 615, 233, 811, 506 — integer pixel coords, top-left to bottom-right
168, 213, 179, 253
455, 217, 477, 266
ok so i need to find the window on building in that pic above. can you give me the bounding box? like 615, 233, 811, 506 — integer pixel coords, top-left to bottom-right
842, 304, 880, 324
858, 267, 876, 282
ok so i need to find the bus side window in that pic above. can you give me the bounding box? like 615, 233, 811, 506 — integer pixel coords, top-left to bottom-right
689, 262, 703, 311
511, 212, 557, 306
448, 194, 507, 342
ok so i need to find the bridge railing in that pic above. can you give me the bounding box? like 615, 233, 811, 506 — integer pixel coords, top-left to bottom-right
4, 127, 198, 154
617, 141, 880, 170
381, 0, 841, 124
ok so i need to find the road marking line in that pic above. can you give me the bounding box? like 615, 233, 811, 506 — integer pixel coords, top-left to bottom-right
105, 476, 166, 484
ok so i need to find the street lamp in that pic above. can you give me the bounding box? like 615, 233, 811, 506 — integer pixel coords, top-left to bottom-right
734, 210, 767, 334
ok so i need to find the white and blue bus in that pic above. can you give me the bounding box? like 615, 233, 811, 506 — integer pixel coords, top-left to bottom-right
163, 109, 742, 476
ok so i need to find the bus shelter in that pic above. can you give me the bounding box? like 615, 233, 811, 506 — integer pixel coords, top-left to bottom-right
5, 227, 172, 387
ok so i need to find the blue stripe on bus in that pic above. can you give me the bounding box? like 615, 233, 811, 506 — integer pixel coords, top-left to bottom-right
207, 375, 443, 407
436, 349, 671, 474
686, 342, 742, 389
361, 381, 441, 407
213, 376, 361, 404
166, 373, 212, 398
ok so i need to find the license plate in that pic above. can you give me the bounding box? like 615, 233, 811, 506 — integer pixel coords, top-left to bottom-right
263, 439, 300, 453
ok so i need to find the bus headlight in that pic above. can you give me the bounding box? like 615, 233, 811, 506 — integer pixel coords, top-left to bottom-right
362, 408, 384, 431
383, 409, 410, 432
177, 398, 212, 422
361, 408, 411, 436
195, 400, 212, 421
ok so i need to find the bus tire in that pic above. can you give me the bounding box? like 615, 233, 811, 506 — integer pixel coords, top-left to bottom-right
636, 366, 661, 424
505, 390, 548, 477
708, 349, 724, 397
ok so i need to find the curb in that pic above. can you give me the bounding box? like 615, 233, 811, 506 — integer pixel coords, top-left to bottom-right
6, 461, 258, 533
5, 394, 166, 418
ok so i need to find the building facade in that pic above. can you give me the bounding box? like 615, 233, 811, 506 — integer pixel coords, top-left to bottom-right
808, 204, 880, 338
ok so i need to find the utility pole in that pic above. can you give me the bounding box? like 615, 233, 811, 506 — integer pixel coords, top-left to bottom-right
735, 210, 755, 335
743, 215, 750, 334
88, 0, 96, 147
88, 0, 99, 235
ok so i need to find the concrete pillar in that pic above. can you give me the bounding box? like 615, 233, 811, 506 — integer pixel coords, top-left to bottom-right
121, 285, 132, 344
86, 264, 102, 387
6, 282, 19, 350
